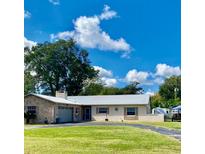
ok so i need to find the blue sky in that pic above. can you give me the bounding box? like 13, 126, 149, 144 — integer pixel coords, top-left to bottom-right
24, 0, 181, 95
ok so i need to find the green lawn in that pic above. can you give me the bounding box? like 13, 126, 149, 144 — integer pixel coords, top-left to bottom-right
24, 126, 180, 154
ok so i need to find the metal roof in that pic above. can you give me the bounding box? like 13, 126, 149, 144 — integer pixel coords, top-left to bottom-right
172, 105, 181, 109
27, 93, 81, 105
26, 94, 150, 106
67, 94, 150, 105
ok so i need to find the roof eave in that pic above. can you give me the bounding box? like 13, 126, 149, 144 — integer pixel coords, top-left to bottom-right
24, 93, 78, 105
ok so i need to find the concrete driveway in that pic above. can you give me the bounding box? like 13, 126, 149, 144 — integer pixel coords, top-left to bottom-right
25, 122, 181, 140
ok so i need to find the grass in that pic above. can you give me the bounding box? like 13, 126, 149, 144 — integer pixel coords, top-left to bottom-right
25, 126, 180, 154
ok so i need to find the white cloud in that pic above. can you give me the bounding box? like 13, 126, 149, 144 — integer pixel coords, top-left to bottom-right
100, 5, 117, 20
154, 77, 165, 85
94, 66, 112, 78
101, 77, 117, 87
122, 64, 180, 86
145, 89, 155, 96
50, 31, 74, 41
50, 5, 131, 57
94, 64, 181, 87
49, 0, 60, 5
24, 37, 37, 49
155, 64, 181, 78
93, 66, 117, 87
125, 69, 149, 84
24, 10, 31, 19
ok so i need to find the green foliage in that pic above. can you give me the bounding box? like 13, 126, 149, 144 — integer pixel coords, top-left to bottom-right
151, 76, 181, 108
101, 87, 122, 95
159, 76, 181, 100
150, 93, 164, 109
121, 82, 143, 94
24, 39, 97, 96
79, 82, 143, 95
24, 71, 37, 95
79, 82, 104, 95
24, 112, 36, 124
24, 39, 144, 96
165, 98, 181, 108
151, 94, 181, 108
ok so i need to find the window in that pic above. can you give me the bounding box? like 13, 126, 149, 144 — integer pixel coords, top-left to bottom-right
126, 107, 136, 115
97, 107, 109, 114
27, 106, 36, 114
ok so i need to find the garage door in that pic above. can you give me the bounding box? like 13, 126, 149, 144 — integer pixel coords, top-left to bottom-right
58, 106, 73, 123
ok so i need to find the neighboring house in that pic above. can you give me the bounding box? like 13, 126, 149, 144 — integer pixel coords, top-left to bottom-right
171, 105, 181, 114
24, 91, 164, 124
152, 107, 171, 115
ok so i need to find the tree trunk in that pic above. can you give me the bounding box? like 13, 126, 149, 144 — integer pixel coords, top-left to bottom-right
49, 82, 55, 96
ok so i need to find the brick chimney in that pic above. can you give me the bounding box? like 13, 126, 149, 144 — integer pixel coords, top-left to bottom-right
55, 90, 67, 99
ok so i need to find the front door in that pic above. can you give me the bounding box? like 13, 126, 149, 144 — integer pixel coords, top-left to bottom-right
83, 106, 91, 121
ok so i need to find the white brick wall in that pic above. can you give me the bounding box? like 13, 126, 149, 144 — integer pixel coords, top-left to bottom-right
91, 105, 149, 121
138, 114, 164, 122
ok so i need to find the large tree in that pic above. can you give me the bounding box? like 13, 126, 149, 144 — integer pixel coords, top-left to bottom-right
79, 82, 104, 95
24, 71, 37, 95
121, 82, 144, 94
150, 76, 181, 109
150, 93, 164, 109
24, 39, 97, 96
159, 76, 181, 100
79, 81, 144, 95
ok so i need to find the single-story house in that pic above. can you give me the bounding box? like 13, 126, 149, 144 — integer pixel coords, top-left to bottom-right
24, 91, 164, 124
